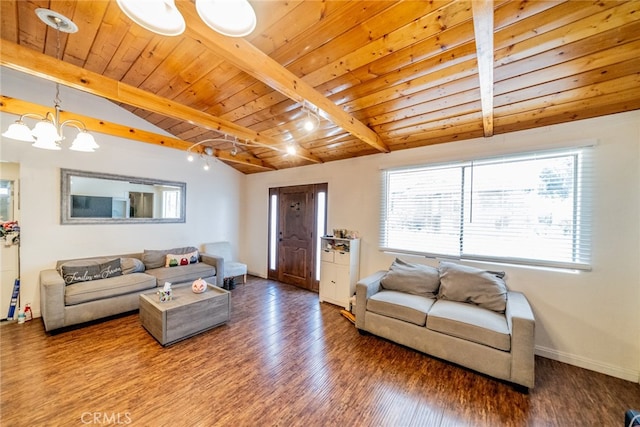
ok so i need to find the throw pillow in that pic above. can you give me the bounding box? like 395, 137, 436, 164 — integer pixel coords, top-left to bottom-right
380, 258, 440, 298
437, 261, 507, 312
120, 257, 145, 274
61, 258, 123, 285
143, 246, 199, 269
165, 250, 199, 268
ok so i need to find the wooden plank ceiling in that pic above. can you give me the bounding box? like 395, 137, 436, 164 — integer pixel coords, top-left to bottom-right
1, 1, 639, 174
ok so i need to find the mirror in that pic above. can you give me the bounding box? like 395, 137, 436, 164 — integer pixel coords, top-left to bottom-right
61, 169, 186, 224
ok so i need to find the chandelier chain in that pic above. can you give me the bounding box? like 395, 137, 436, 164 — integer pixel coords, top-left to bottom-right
54, 18, 62, 105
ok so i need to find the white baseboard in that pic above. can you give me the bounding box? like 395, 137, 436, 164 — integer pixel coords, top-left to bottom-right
535, 345, 639, 383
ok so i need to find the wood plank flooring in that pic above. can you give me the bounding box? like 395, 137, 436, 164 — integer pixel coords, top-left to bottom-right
1, 276, 638, 426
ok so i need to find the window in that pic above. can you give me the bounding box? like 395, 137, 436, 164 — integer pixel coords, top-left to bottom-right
381, 147, 592, 270
315, 190, 327, 281
269, 193, 278, 271
162, 190, 180, 218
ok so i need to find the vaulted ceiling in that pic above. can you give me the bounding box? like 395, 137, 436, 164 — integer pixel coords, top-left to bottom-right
1, 1, 639, 174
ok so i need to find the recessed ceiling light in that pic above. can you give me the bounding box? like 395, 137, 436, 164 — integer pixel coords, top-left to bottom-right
35, 8, 78, 33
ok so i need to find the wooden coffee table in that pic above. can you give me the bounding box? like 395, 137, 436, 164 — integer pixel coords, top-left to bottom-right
139, 283, 230, 346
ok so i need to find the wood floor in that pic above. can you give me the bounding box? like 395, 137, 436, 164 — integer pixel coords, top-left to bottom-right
1, 276, 638, 426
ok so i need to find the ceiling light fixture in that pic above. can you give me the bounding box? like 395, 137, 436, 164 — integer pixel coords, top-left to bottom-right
186, 136, 247, 170
185, 133, 302, 167
116, 0, 186, 36
116, 0, 256, 38
196, 0, 257, 37
2, 9, 99, 152
302, 103, 320, 133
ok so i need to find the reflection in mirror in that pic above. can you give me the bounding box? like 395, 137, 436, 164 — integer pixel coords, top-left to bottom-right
0, 180, 14, 222
61, 169, 186, 224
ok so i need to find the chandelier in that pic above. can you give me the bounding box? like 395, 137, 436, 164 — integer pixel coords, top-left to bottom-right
2, 9, 99, 152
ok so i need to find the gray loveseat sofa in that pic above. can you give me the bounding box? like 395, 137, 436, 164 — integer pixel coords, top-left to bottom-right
355, 259, 535, 389
40, 246, 223, 332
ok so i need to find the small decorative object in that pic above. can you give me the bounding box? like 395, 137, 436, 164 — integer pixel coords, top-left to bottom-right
192, 277, 207, 294
1, 221, 20, 247
158, 282, 172, 302
24, 303, 33, 321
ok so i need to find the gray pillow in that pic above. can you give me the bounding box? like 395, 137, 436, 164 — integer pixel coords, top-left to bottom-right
60, 258, 122, 285
380, 258, 440, 298
120, 257, 145, 274
142, 247, 198, 269
437, 261, 507, 313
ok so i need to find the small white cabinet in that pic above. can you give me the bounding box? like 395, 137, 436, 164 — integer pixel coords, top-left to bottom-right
319, 237, 360, 309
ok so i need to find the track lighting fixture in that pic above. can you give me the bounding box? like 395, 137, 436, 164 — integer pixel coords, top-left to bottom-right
301, 102, 320, 133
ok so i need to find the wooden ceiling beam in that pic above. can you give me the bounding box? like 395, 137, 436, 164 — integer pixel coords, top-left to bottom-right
472, 0, 495, 137
0, 39, 322, 164
0, 95, 277, 171
176, 2, 389, 154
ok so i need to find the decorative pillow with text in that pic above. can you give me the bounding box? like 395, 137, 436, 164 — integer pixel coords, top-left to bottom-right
61, 258, 123, 285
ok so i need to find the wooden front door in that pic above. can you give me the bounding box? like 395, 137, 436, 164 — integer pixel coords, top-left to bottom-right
269, 184, 327, 291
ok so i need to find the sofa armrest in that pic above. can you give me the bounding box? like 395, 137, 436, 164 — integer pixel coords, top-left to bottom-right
40, 269, 66, 332
201, 253, 224, 287
355, 270, 386, 330
506, 291, 536, 388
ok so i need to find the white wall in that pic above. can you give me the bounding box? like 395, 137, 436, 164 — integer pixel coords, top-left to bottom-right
244, 110, 640, 383
0, 68, 244, 318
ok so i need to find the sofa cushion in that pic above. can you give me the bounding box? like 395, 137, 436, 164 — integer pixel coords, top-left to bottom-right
60, 258, 122, 285
367, 290, 436, 326
65, 272, 156, 306
142, 246, 199, 269
146, 263, 216, 287
165, 250, 199, 267
427, 299, 511, 351
380, 258, 440, 298
437, 261, 508, 313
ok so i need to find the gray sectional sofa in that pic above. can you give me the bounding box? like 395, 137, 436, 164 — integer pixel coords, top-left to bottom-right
355, 259, 535, 389
40, 246, 223, 332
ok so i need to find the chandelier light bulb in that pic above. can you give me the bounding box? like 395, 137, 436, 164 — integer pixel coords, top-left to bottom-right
187, 153, 195, 162
32, 120, 61, 143
2, 121, 35, 142
70, 131, 100, 152
32, 137, 62, 150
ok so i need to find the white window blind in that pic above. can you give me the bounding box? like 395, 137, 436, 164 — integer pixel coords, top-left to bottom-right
380, 147, 593, 270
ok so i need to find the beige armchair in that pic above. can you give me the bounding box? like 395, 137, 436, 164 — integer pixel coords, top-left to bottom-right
203, 241, 247, 284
